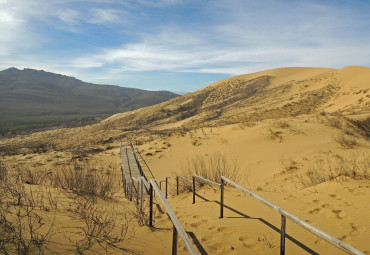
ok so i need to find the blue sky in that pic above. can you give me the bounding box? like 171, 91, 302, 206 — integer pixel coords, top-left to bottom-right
1, 0, 369, 92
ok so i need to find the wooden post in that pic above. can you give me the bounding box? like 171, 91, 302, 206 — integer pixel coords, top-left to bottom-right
140, 178, 143, 213
123, 178, 126, 198
176, 176, 179, 195
172, 224, 178, 255
149, 183, 153, 227
280, 215, 286, 255
192, 176, 195, 204
166, 177, 168, 199
220, 178, 224, 218
130, 181, 133, 202
136, 180, 139, 205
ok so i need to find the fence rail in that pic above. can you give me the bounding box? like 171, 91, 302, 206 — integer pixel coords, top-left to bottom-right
121, 142, 364, 255
149, 179, 198, 255
220, 176, 365, 255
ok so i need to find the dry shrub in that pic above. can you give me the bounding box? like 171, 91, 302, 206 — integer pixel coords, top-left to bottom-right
273, 120, 290, 129
267, 128, 283, 142
281, 159, 300, 173
0, 162, 56, 254
181, 151, 240, 183
334, 134, 358, 149
67, 195, 129, 253
52, 164, 118, 199
299, 154, 369, 188
326, 117, 342, 129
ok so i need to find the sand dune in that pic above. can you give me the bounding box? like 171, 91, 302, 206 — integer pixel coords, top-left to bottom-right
0, 66, 369, 254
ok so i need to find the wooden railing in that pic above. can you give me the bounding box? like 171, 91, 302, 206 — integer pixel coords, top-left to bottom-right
148, 179, 198, 255
121, 142, 364, 255
220, 176, 364, 255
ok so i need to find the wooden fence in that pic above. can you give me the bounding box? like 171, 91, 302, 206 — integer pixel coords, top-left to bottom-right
148, 179, 198, 255
121, 142, 364, 255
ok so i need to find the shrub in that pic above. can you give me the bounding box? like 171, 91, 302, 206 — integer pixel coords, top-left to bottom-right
52, 164, 117, 199
181, 152, 240, 184
0, 162, 55, 254
334, 134, 358, 149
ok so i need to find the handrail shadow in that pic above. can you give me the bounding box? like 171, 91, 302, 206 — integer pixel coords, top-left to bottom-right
187, 231, 208, 255
195, 193, 319, 255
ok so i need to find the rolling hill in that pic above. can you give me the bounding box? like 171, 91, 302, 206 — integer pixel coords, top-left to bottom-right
0, 68, 178, 134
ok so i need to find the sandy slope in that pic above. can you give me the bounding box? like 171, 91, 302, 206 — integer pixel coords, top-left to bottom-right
0, 66, 369, 254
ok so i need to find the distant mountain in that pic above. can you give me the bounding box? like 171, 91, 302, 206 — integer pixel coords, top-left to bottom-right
0, 68, 178, 134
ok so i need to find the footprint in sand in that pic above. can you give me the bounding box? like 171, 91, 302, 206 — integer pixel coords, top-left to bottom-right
329, 194, 343, 200
345, 187, 355, 193
201, 236, 210, 242
238, 236, 258, 249
331, 209, 347, 219
208, 226, 217, 231
309, 208, 321, 214
312, 199, 321, 204
217, 226, 231, 232
207, 242, 233, 252
321, 203, 330, 209
189, 222, 203, 228
350, 223, 365, 237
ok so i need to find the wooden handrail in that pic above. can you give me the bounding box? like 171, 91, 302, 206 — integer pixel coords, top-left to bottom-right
221, 176, 364, 255
193, 174, 221, 187
149, 179, 198, 255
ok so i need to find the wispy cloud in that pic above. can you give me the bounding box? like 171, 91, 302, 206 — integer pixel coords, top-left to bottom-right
0, 0, 369, 90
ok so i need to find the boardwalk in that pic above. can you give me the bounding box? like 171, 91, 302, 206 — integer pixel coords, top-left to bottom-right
120, 143, 150, 196
121, 146, 142, 180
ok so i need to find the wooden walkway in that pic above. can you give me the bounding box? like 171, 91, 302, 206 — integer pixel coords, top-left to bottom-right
120, 143, 150, 196
122, 146, 142, 180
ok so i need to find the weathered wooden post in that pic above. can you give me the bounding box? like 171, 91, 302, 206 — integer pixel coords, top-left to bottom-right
149, 183, 153, 227
176, 176, 179, 195
280, 215, 286, 255
172, 224, 178, 255
220, 177, 224, 218
166, 177, 168, 199
129, 181, 133, 202
192, 176, 195, 204
136, 180, 139, 205
140, 178, 143, 213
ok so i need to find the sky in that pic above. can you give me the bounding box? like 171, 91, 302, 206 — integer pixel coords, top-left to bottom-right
1, 0, 369, 92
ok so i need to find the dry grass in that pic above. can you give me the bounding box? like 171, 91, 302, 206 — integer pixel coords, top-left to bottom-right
52, 162, 118, 199
66, 194, 129, 254
299, 154, 369, 188
273, 120, 290, 129
0, 162, 56, 254
181, 151, 240, 184
266, 128, 283, 142
0, 159, 133, 254
334, 134, 359, 149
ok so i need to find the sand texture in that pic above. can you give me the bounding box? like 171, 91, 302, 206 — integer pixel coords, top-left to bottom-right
0, 66, 369, 254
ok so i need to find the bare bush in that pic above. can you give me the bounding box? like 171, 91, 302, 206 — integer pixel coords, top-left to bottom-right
334, 134, 358, 149
326, 117, 342, 129
266, 128, 283, 142
52, 164, 118, 199
0, 162, 56, 254
181, 152, 240, 183
299, 154, 369, 188
273, 120, 290, 129
67, 194, 129, 253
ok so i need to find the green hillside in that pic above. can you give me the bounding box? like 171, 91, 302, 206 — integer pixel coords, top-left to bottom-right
0, 68, 178, 135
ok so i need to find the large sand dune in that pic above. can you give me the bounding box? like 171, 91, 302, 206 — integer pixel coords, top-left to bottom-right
0, 66, 369, 254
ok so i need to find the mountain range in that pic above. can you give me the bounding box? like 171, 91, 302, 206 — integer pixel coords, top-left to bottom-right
0, 68, 178, 134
